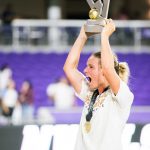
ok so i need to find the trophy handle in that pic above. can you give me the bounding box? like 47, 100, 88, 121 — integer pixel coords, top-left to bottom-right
86, 0, 103, 15
101, 0, 110, 18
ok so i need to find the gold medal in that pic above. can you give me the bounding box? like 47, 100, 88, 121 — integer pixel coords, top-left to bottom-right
84, 121, 91, 133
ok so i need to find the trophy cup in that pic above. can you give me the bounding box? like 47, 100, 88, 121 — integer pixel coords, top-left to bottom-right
85, 0, 110, 33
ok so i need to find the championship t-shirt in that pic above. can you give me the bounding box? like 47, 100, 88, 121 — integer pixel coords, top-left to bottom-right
74, 77, 134, 150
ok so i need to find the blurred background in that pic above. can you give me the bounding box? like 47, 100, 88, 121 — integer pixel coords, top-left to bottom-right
0, 0, 150, 150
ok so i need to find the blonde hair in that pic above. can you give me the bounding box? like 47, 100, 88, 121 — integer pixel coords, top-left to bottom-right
93, 52, 130, 84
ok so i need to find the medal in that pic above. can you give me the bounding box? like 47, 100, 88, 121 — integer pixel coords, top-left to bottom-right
84, 121, 91, 133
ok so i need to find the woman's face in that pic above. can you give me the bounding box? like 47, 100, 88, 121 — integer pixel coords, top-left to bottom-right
22, 81, 30, 91
84, 55, 105, 90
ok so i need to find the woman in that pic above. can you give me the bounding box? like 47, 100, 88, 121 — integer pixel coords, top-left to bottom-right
19, 80, 34, 122
63, 19, 134, 150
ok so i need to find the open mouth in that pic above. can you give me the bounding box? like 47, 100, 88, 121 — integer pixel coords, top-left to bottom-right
86, 76, 91, 82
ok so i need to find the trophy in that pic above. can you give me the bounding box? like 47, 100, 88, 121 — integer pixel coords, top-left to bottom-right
85, 0, 110, 33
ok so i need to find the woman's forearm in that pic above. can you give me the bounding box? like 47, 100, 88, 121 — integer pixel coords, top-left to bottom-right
63, 33, 87, 71
101, 34, 114, 70
101, 20, 116, 70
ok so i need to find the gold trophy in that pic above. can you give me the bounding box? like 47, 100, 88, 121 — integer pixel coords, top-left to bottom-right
85, 0, 110, 33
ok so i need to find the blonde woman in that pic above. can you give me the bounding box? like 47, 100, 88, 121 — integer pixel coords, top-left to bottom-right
63, 19, 134, 150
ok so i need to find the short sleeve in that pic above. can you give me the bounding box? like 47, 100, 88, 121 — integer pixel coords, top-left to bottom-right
75, 78, 90, 102
46, 84, 56, 96
111, 80, 134, 108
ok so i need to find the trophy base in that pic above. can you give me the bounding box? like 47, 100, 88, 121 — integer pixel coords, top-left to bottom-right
85, 19, 106, 33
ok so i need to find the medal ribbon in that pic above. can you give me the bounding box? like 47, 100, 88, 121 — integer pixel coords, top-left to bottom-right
86, 87, 109, 122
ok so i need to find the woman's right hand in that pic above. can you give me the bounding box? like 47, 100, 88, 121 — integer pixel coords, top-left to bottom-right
79, 25, 96, 40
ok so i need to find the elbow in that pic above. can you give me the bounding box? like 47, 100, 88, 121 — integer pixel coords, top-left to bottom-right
63, 64, 71, 75
101, 59, 114, 73
63, 65, 68, 73
102, 65, 113, 76
102, 63, 112, 72
63, 61, 77, 73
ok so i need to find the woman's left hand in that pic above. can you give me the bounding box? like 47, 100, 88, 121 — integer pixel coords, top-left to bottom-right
101, 19, 116, 37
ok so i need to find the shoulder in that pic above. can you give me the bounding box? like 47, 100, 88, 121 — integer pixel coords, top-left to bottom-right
75, 77, 91, 101
110, 79, 134, 108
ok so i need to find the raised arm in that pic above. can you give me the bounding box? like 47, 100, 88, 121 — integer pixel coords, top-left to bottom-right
101, 19, 120, 95
63, 26, 88, 94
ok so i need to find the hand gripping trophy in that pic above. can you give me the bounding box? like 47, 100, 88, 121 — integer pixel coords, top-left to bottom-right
85, 0, 110, 33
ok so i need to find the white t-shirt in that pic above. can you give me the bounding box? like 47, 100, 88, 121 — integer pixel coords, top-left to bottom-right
74, 78, 134, 150
3, 89, 18, 107
47, 82, 75, 109
0, 68, 12, 90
